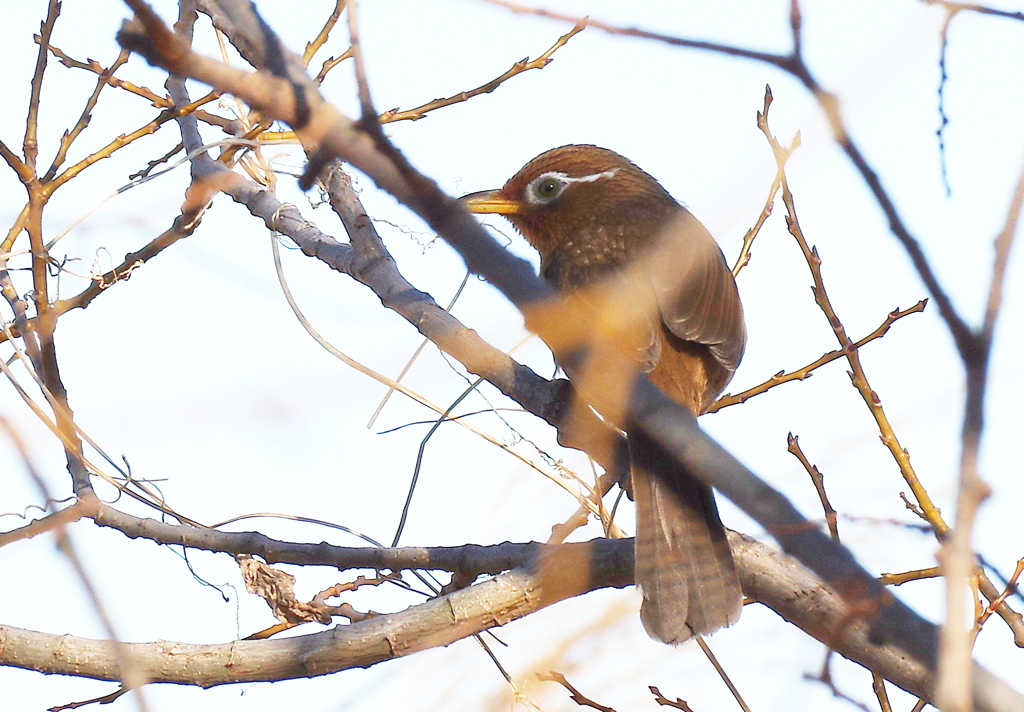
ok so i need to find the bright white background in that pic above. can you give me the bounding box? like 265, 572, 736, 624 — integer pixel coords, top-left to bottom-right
1, 1, 1022, 711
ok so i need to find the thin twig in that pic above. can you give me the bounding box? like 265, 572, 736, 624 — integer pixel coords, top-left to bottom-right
538, 672, 616, 712
0, 498, 96, 548
367, 269, 471, 428
649, 686, 694, 711
880, 567, 942, 587
315, 47, 353, 83
936, 6, 956, 196
695, 636, 752, 712
872, 673, 894, 712
379, 21, 585, 123
787, 434, 838, 540
42, 93, 222, 196
24, 0, 62, 171
38, 39, 232, 130
757, 84, 947, 534
976, 559, 1024, 629
924, 0, 1024, 22
302, 0, 345, 65
42, 49, 131, 182
708, 300, 927, 413
731, 88, 796, 276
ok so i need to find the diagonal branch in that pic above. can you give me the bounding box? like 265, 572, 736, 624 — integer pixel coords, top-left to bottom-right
41, 49, 131, 183
0, 531, 937, 700
708, 300, 927, 413
378, 21, 585, 123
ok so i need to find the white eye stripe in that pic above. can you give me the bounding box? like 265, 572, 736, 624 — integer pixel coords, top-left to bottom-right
541, 169, 620, 184
525, 168, 620, 204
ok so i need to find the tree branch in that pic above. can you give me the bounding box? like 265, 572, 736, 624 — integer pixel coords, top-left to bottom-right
0, 533, 936, 700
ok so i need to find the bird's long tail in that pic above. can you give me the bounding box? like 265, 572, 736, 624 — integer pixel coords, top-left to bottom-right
630, 428, 742, 644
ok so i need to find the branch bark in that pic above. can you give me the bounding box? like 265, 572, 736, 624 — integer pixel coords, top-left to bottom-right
0, 533, 936, 700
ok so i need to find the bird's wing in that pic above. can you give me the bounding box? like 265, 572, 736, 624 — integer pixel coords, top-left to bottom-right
647, 210, 746, 378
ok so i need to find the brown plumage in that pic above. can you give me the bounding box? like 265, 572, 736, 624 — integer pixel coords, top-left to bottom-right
461, 144, 744, 644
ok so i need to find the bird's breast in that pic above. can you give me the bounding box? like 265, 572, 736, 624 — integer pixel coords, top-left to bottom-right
542, 226, 637, 291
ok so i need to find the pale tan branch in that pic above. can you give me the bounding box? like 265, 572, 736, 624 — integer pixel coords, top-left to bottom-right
0, 533, 936, 700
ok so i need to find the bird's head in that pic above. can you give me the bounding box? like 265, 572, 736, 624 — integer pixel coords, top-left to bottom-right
460, 144, 680, 261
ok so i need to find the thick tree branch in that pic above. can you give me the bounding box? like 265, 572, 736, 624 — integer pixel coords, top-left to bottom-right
1, 532, 938, 701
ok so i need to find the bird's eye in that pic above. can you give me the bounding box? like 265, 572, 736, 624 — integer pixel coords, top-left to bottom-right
531, 176, 565, 202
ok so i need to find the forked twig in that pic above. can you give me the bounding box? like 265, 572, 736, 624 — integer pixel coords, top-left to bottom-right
538, 671, 616, 712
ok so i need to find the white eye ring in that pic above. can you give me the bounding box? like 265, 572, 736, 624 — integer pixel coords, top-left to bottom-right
525, 169, 620, 205
528, 173, 567, 204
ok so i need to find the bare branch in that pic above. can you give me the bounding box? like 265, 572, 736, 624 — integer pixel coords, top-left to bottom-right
302, 0, 345, 65
538, 671, 616, 712
0, 532, 938, 700
788, 434, 839, 541
925, 1, 1024, 22
24, 0, 62, 171
379, 22, 585, 124
708, 300, 927, 413
41, 49, 131, 183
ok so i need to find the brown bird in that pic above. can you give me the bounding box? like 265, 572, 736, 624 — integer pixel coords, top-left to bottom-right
460, 145, 745, 644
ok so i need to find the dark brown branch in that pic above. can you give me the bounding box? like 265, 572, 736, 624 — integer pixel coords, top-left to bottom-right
93, 502, 549, 574
476, 0, 791, 68
48, 207, 206, 318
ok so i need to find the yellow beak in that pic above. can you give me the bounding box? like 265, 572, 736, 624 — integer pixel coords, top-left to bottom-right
459, 190, 525, 215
